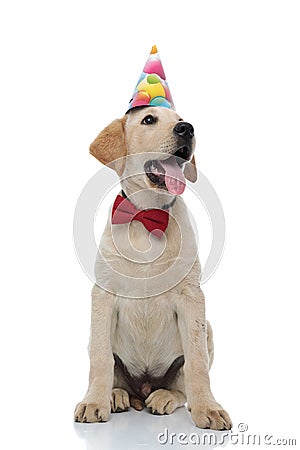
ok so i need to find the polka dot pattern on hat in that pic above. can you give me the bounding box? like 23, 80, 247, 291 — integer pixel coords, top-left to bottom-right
128, 46, 175, 112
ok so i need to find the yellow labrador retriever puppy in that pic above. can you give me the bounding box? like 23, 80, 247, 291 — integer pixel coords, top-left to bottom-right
74, 106, 232, 430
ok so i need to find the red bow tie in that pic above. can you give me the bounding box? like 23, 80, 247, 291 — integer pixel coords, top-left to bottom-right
112, 195, 169, 238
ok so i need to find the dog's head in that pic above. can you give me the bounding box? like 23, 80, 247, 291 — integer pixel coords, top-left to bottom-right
90, 106, 197, 208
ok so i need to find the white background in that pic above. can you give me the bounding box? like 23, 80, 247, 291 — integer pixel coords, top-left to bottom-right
1, 1, 299, 449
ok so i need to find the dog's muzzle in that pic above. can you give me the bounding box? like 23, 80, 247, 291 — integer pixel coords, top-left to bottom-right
144, 121, 195, 195
173, 121, 194, 139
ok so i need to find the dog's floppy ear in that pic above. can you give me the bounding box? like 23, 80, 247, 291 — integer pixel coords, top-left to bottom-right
184, 155, 197, 182
89, 116, 127, 175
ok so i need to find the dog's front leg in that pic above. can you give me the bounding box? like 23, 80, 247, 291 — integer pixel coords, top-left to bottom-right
74, 284, 115, 423
176, 286, 232, 430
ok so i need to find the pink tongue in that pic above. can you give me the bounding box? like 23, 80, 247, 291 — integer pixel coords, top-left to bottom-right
159, 156, 186, 195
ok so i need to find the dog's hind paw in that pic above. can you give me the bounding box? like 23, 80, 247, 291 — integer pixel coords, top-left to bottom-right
111, 388, 130, 413
145, 389, 186, 415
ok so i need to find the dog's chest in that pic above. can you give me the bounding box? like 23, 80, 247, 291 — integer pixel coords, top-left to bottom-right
96, 203, 199, 297
112, 295, 183, 378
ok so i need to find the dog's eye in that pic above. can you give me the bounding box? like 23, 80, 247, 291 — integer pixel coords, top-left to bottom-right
141, 115, 157, 125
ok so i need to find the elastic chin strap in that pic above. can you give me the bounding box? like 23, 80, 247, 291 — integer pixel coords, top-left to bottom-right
121, 189, 176, 210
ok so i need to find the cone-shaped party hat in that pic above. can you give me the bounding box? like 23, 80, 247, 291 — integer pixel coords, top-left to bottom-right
127, 45, 175, 112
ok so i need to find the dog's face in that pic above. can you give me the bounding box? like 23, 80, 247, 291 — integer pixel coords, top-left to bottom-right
90, 106, 197, 208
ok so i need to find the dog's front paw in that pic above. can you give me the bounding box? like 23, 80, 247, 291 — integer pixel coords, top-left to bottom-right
74, 402, 110, 423
190, 403, 232, 430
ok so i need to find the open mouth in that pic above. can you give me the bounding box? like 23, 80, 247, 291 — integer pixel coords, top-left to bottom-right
144, 146, 192, 195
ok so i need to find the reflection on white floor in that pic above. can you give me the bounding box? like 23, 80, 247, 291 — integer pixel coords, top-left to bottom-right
74, 406, 230, 450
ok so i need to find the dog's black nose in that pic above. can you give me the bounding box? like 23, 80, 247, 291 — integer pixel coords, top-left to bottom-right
174, 122, 194, 138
